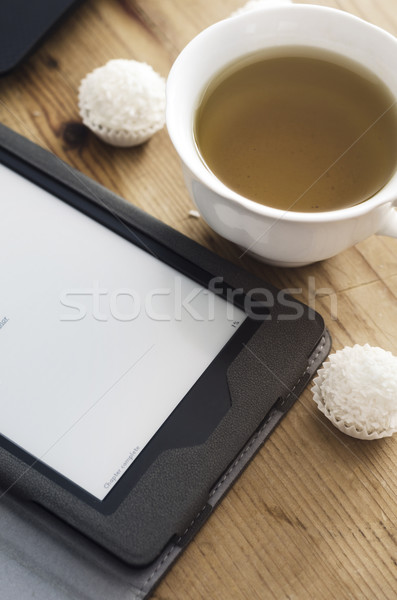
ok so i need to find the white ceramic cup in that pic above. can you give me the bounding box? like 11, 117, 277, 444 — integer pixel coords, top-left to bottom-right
166, 4, 397, 267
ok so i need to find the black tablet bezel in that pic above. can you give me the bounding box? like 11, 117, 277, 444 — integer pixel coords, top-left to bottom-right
0, 146, 269, 514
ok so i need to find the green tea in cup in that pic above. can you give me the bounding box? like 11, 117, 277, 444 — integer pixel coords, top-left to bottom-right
194, 47, 397, 212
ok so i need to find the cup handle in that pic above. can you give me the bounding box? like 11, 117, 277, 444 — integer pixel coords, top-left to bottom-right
377, 206, 397, 238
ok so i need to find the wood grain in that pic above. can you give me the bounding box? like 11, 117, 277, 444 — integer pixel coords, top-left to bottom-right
1, 1, 397, 599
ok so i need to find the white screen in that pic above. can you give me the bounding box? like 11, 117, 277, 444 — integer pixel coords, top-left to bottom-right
0, 164, 246, 500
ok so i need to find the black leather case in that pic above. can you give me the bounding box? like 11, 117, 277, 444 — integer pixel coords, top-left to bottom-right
0, 124, 331, 599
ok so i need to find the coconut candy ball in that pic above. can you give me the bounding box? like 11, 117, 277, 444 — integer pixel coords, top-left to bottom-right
312, 344, 397, 440
78, 59, 166, 147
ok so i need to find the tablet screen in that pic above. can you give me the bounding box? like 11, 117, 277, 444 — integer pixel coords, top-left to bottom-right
0, 164, 246, 500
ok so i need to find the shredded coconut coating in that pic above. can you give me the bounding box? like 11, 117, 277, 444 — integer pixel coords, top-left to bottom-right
78, 59, 166, 146
312, 344, 397, 439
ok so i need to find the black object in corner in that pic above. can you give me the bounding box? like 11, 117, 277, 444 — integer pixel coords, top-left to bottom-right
0, 0, 82, 75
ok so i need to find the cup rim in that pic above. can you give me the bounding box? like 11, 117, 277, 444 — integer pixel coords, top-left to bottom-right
166, 3, 397, 224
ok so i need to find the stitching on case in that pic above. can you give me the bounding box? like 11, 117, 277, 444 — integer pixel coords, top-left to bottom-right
140, 504, 208, 595
202, 336, 327, 502
141, 544, 176, 596
139, 335, 326, 596
178, 504, 209, 540
209, 409, 275, 499
307, 336, 326, 367
140, 505, 209, 595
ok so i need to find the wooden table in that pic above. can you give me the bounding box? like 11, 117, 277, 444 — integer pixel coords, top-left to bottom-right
1, 1, 397, 598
